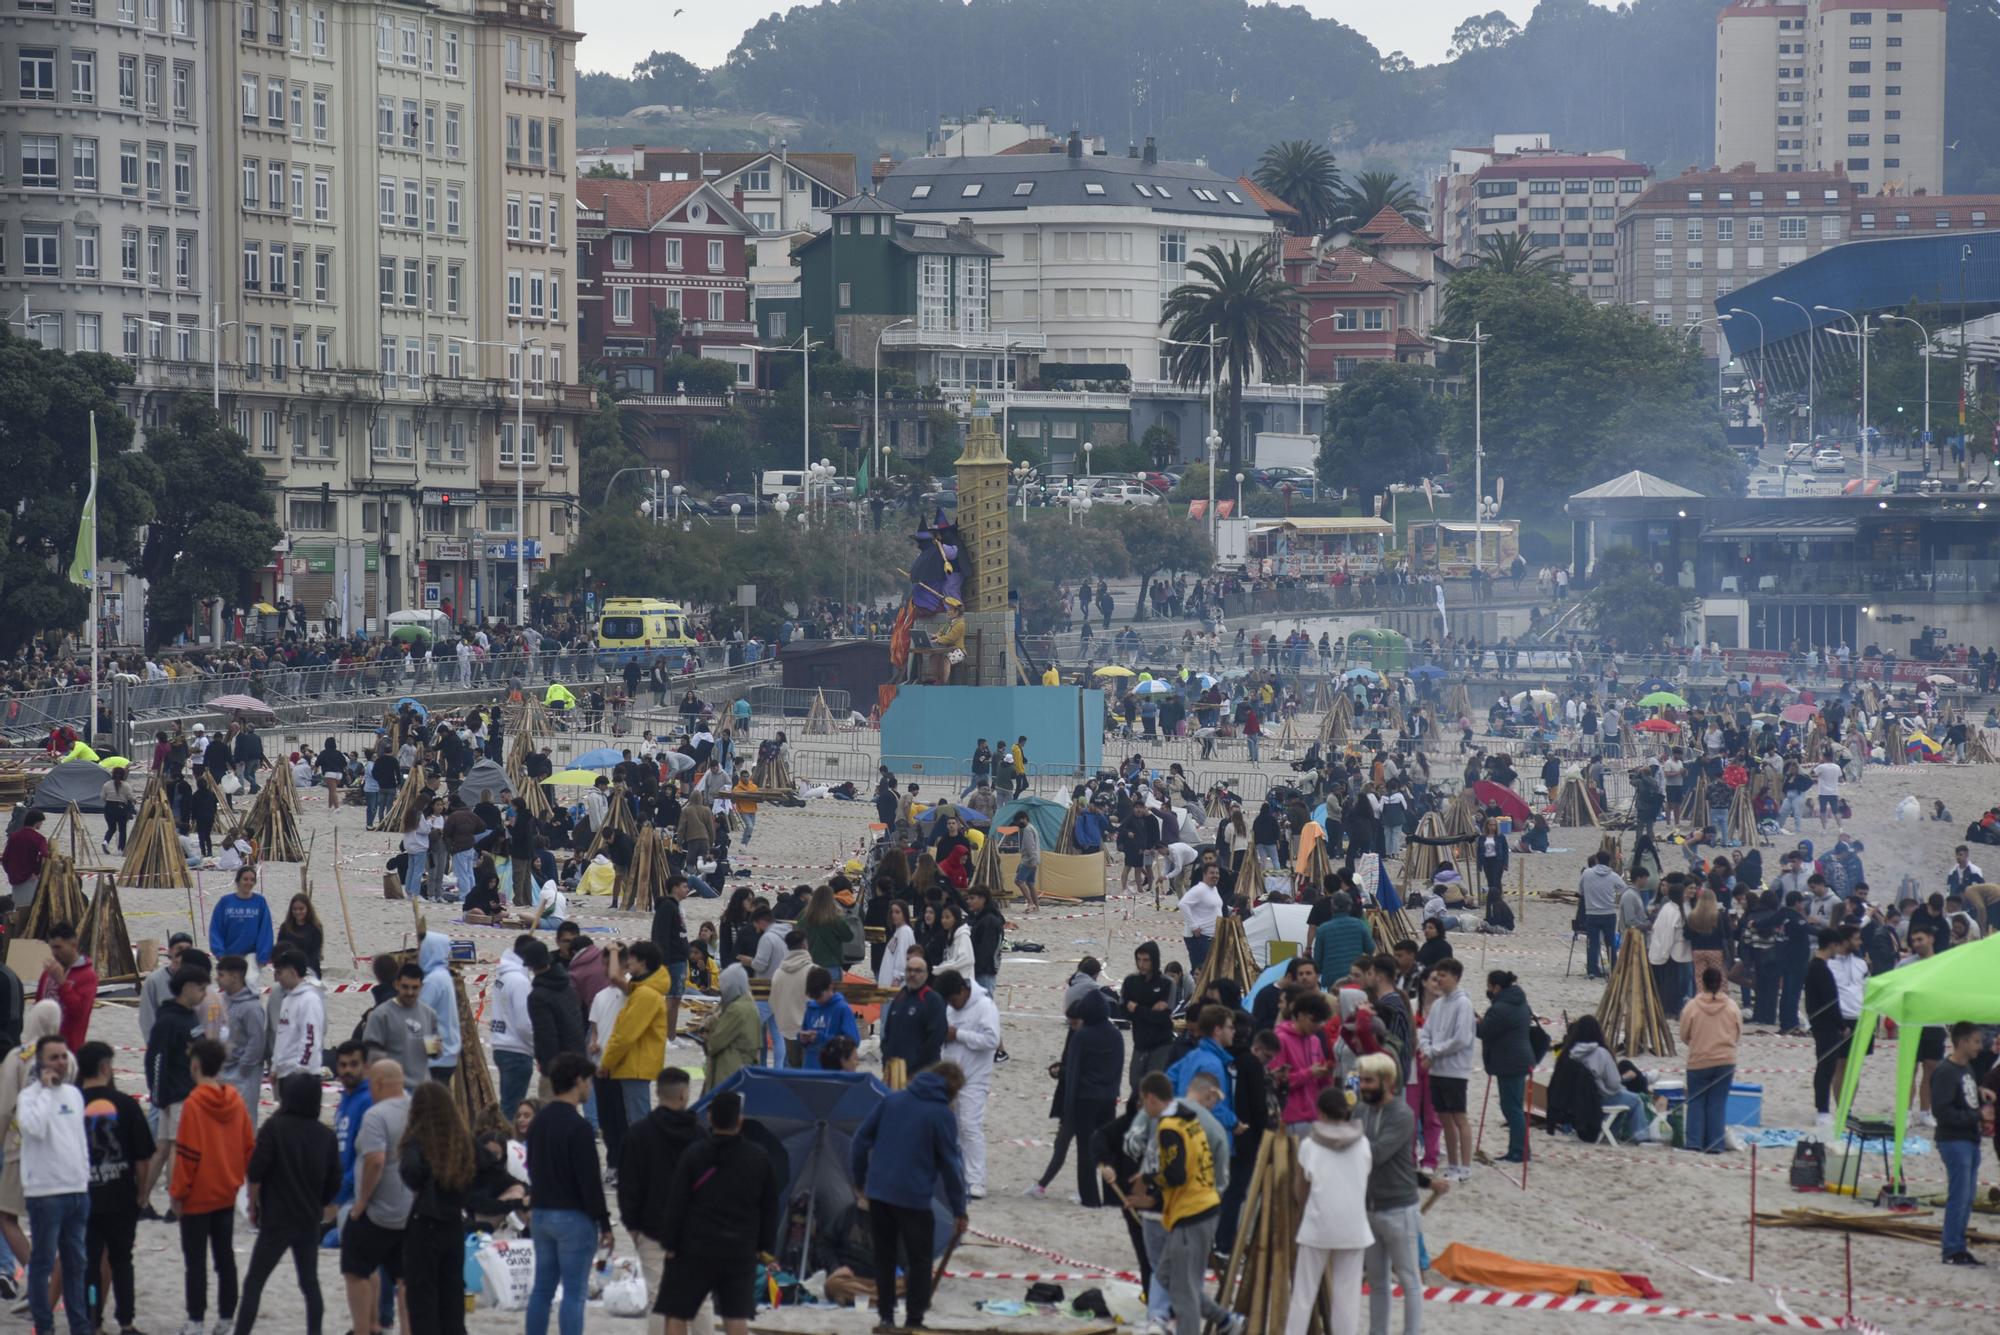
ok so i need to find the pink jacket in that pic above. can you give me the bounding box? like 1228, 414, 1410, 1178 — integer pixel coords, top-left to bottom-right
1273, 1019, 1335, 1125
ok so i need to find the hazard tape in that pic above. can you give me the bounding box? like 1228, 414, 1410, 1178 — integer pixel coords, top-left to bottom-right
1423, 1285, 1856, 1329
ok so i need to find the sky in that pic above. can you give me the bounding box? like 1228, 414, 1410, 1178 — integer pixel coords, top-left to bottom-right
573, 1, 1586, 77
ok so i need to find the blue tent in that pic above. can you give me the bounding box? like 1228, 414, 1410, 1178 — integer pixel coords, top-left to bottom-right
698, 1067, 958, 1262
992, 796, 1067, 850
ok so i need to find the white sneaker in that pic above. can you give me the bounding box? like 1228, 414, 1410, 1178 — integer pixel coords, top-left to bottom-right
1815, 1112, 1834, 1129
1068, 1191, 1082, 1205
214, 1319, 236, 1335
1020, 1182, 1046, 1198
1913, 1111, 1937, 1128
180, 1322, 206, 1335
968, 1184, 986, 1200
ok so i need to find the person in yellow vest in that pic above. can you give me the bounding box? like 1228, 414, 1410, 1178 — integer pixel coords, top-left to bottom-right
731, 767, 762, 844
1041, 664, 1061, 687
1128, 1068, 1236, 1335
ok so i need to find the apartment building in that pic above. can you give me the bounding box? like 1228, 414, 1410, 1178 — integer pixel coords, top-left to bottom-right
1431, 136, 1651, 300
1614, 165, 1857, 356
872, 132, 1278, 381
1714, 0, 1946, 197
0, 0, 212, 363
624, 146, 855, 238
1853, 194, 2000, 234
1283, 209, 1440, 382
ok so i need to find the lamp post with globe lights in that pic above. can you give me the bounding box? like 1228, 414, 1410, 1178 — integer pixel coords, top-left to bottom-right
1013, 461, 1033, 523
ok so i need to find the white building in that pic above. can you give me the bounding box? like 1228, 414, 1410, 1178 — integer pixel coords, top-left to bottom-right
872, 132, 1279, 380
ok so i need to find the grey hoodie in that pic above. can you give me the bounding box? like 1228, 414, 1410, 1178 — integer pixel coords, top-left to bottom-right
221, 984, 267, 1085
1417, 986, 1476, 1080
1359, 1093, 1419, 1210
1568, 1040, 1625, 1100
1579, 864, 1625, 917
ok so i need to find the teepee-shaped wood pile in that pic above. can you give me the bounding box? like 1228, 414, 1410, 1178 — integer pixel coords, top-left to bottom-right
46, 801, 114, 872
751, 745, 794, 790
1555, 774, 1602, 827
969, 827, 1009, 899
505, 712, 553, 821
1677, 772, 1710, 826
1444, 682, 1473, 721
1217, 1125, 1320, 1335
237, 773, 308, 861
19, 851, 89, 939
1596, 834, 1625, 875
1317, 693, 1352, 745
1728, 781, 1762, 845
803, 689, 836, 736
1596, 932, 1676, 1058
1400, 812, 1449, 889
79, 872, 139, 983
613, 825, 673, 912
1969, 725, 2000, 765
1192, 913, 1259, 999
1366, 905, 1417, 950
580, 782, 637, 863
1444, 788, 1484, 839
120, 786, 192, 888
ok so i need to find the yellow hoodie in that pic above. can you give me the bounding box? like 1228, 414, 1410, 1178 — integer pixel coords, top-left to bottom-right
601, 967, 672, 1080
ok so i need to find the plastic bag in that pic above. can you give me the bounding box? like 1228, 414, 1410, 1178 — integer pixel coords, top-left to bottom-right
600, 1257, 648, 1317
475, 1236, 538, 1310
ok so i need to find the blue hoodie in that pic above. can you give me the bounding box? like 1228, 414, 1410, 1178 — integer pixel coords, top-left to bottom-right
333, 1080, 374, 1205
850, 1070, 967, 1216
1166, 1036, 1239, 1132
800, 992, 859, 1053
418, 931, 463, 1066
209, 889, 275, 964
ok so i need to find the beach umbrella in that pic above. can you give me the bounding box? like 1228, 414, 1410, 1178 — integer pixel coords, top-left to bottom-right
1632, 718, 1679, 734
1636, 677, 1672, 695
1134, 679, 1172, 696
545, 769, 603, 786
1093, 665, 1135, 678
1780, 703, 1817, 724
1342, 667, 1382, 682
1196, 673, 1217, 688
1509, 689, 1556, 709
918, 803, 990, 827
394, 697, 430, 717
569, 747, 625, 769
389, 624, 434, 645
1469, 780, 1531, 825
1408, 665, 1446, 682
1637, 690, 1689, 709
1925, 673, 1957, 687
206, 693, 275, 715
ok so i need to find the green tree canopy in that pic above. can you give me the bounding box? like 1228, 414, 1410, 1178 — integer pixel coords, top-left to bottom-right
1161, 241, 1302, 475
134, 397, 283, 645
1475, 231, 1563, 278
1435, 267, 1744, 510
1252, 139, 1343, 237
1339, 171, 1427, 229
1584, 546, 1696, 650
1114, 505, 1215, 620
1319, 364, 1446, 505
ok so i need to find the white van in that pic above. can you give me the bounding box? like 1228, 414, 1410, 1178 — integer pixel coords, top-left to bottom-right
759, 469, 804, 503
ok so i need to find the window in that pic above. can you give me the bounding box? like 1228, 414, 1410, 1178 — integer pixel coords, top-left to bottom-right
443, 28, 459, 76
837, 281, 852, 309
506, 270, 522, 317
242, 242, 261, 290
505, 195, 521, 241
910, 184, 931, 200
527, 196, 543, 244
120, 228, 138, 280
1850, 60, 1870, 73
1082, 182, 1104, 196
1477, 180, 1512, 198
505, 116, 521, 164
446, 263, 462, 314
1885, 85, 1901, 96
1849, 86, 1870, 98
71, 51, 95, 103
377, 97, 395, 147
312, 7, 326, 54
707, 290, 724, 322
665, 236, 682, 269
175, 147, 192, 203
119, 55, 136, 107
611, 235, 632, 268
707, 239, 724, 271
312, 89, 328, 141
528, 271, 545, 319
72, 137, 97, 191
1849, 36, 1870, 49
527, 118, 543, 168
444, 108, 461, 159
402, 178, 418, 229
21, 135, 58, 189
402, 257, 419, 307
1747, 217, 1765, 241
19, 49, 55, 101
172, 64, 188, 120
1653, 248, 1672, 272
119, 142, 138, 195
378, 256, 395, 304
313, 249, 329, 300
1778, 216, 1807, 240
1653, 218, 1672, 242
76, 314, 99, 352
1686, 219, 1703, 243
1015, 181, 1034, 196
612, 287, 632, 324
445, 185, 461, 235
314, 171, 329, 222
1821, 216, 1842, 240
960, 183, 982, 198
1716, 218, 1734, 241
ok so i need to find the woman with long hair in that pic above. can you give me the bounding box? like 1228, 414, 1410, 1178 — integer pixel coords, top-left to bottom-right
876, 846, 912, 896
800, 883, 855, 972
919, 902, 946, 967
911, 851, 941, 898
275, 894, 324, 977
937, 901, 975, 974
401, 800, 434, 901
1685, 887, 1731, 998
879, 900, 916, 990
316, 736, 347, 809
399, 1082, 476, 1335
1476, 817, 1513, 930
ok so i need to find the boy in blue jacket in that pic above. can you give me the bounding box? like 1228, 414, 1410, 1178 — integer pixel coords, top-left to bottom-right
209, 866, 275, 967
799, 967, 859, 1064
1165, 1004, 1239, 1133
850, 1064, 969, 1333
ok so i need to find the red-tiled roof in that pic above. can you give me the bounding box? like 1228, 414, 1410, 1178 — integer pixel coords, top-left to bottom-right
1297, 248, 1406, 296
1355, 207, 1439, 249
575, 178, 701, 230
1282, 236, 1319, 263
1395, 328, 1432, 349
1238, 176, 1300, 217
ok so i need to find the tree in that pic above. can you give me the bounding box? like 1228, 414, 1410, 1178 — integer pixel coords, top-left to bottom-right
1252, 139, 1343, 237
651, 305, 683, 351
1339, 171, 1428, 228
1475, 231, 1563, 278
1161, 241, 1302, 475
1450, 10, 1521, 57
1141, 424, 1179, 469
1434, 267, 1745, 510
1380, 51, 1416, 74
583, 161, 630, 179
658, 354, 738, 398
1010, 512, 1130, 633
0, 331, 154, 657
1114, 505, 1214, 621
1584, 546, 1696, 649
133, 396, 283, 646
578, 388, 646, 513
1319, 363, 1446, 505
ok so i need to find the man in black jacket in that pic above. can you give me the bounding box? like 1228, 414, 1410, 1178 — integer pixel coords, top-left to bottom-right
1120, 941, 1176, 1091
1063, 990, 1125, 1207
238, 1071, 342, 1334
527, 1054, 614, 1332
1933, 1022, 1987, 1267
78, 1041, 155, 1334
656, 1090, 781, 1335
521, 939, 586, 1098
652, 873, 692, 1041
964, 886, 1005, 996
140, 961, 207, 1212
879, 950, 948, 1074
619, 1069, 704, 1315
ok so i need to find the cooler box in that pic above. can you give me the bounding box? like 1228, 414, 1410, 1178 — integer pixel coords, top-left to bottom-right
1655, 1079, 1686, 1149
1725, 1083, 1763, 1128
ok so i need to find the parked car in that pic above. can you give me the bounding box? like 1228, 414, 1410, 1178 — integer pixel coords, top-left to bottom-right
1091, 482, 1161, 506
1783, 441, 1817, 464
1142, 470, 1181, 494
1812, 448, 1846, 473
710, 492, 765, 514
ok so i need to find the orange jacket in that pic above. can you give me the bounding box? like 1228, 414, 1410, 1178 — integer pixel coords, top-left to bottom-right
169, 1081, 256, 1214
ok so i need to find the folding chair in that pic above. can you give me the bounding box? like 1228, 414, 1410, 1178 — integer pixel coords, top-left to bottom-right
1596, 1104, 1630, 1146
1564, 928, 1591, 976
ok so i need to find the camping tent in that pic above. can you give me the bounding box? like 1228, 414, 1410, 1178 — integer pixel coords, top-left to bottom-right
1243, 902, 1313, 968
1832, 932, 2000, 1179
697, 1066, 958, 1269
991, 796, 1067, 851
23, 760, 111, 816
459, 758, 514, 802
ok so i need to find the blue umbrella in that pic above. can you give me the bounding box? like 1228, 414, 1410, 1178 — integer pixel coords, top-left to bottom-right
918, 802, 989, 826
1134, 679, 1173, 695
1637, 678, 1672, 695
394, 697, 429, 717
1246, 960, 1291, 1010
1407, 665, 1446, 682
569, 746, 626, 769
1342, 667, 1382, 682
699, 1067, 960, 1259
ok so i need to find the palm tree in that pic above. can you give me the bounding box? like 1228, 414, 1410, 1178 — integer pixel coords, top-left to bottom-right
1160, 241, 1303, 475
1253, 139, 1343, 236
1340, 171, 1428, 228
1475, 231, 1564, 278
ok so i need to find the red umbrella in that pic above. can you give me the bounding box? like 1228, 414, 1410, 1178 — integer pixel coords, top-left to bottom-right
1469, 780, 1531, 825
1780, 703, 1817, 724
1634, 718, 1680, 734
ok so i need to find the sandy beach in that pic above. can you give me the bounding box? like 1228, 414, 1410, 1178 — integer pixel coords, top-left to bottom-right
63, 717, 1999, 1334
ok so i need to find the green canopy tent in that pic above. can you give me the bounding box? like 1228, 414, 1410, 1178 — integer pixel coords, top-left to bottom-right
1832, 932, 2000, 1181
991, 796, 1067, 850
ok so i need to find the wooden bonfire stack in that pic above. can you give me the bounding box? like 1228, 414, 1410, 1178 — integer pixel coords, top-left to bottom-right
1728, 781, 1762, 846
505, 721, 553, 822
79, 872, 139, 983
1318, 693, 1352, 745
1192, 914, 1259, 1000
969, 828, 1009, 900
580, 782, 637, 863
1444, 682, 1473, 722
370, 769, 430, 833
1596, 933, 1676, 1057
1596, 834, 1625, 875
612, 825, 673, 912
1968, 725, 2000, 765
237, 773, 307, 861
19, 851, 89, 940
47, 802, 114, 872
1677, 772, 1710, 826
1554, 774, 1602, 827
1218, 1128, 1319, 1335
1400, 813, 1450, 890
120, 785, 192, 888
751, 746, 794, 790
802, 689, 836, 735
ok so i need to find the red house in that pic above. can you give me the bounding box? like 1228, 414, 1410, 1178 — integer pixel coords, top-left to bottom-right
1283, 208, 1441, 382
576, 179, 761, 391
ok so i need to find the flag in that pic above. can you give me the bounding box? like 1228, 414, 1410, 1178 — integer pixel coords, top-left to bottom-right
855, 447, 870, 497
68, 413, 97, 588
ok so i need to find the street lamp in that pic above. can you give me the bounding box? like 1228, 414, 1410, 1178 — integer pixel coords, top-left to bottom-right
451, 329, 543, 624
1881, 313, 1933, 471
1429, 322, 1489, 570
1068, 490, 1094, 526
729, 501, 742, 532
747, 330, 825, 493
1012, 461, 1032, 523
672, 484, 687, 524
809, 459, 836, 520
773, 497, 791, 526
1163, 327, 1226, 545
1234, 471, 1245, 518
1684, 317, 1727, 406
1772, 296, 1816, 445
874, 318, 914, 472
1082, 440, 1094, 478
140, 304, 241, 410
1815, 304, 1873, 482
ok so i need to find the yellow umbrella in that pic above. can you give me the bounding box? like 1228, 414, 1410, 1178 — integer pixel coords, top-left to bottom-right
545, 769, 602, 785
1093, 665, 1135, 678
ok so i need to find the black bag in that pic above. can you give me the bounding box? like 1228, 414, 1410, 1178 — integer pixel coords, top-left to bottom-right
1528, 1020, 1553, 1065
1024, 1282, 1065, 1305
1789, 1136, 1826, 1190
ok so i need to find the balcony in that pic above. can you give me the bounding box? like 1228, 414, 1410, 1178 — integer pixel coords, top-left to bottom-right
880, 326, 1049, 352
429, 376, 502, 406
686, 320, 757, 339
1704, 559, 2000, 601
